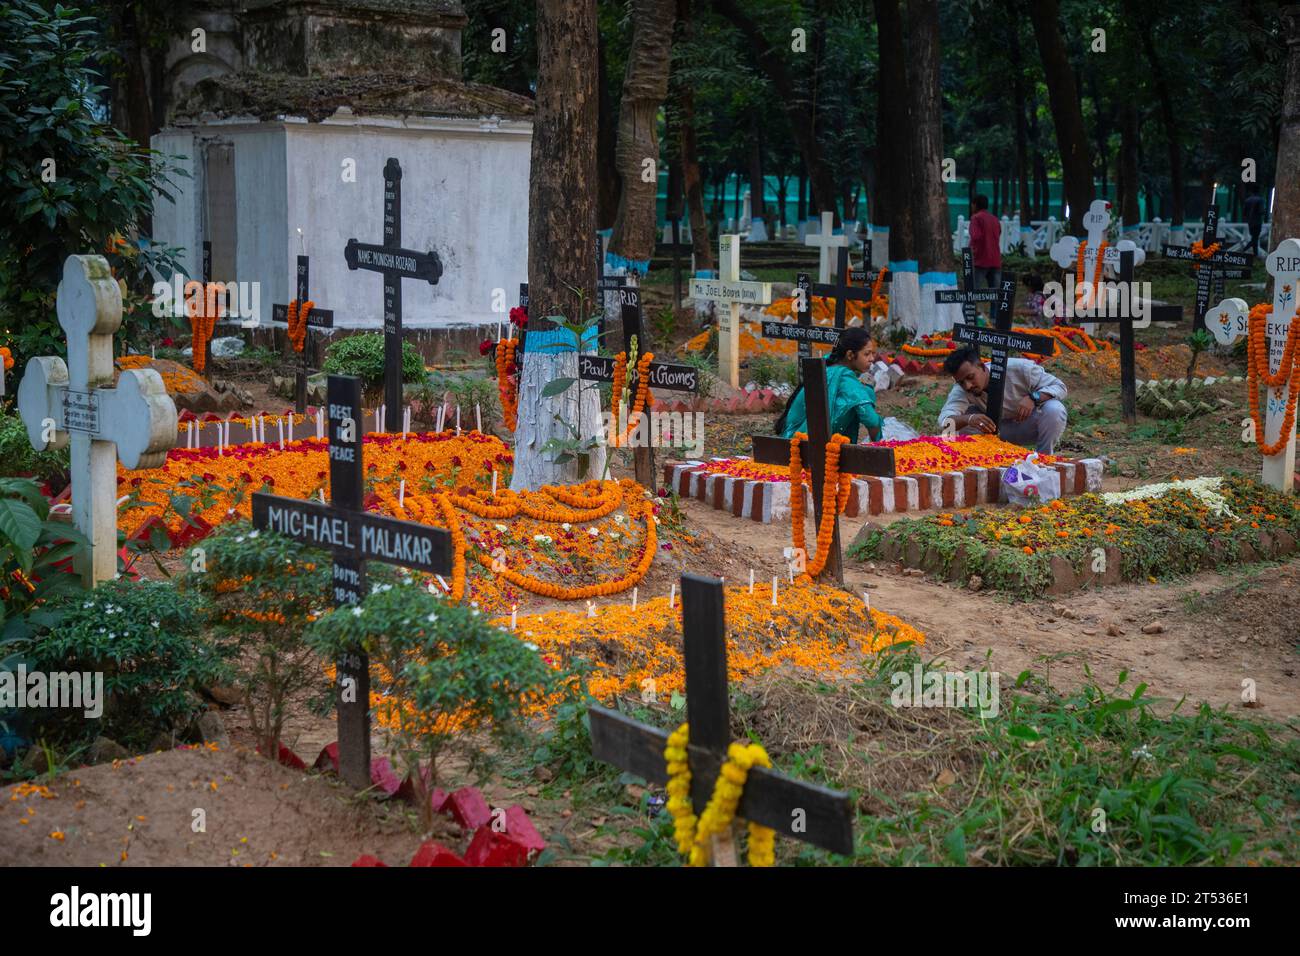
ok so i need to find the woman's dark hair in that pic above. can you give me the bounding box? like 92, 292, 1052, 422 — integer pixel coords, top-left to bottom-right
774, 326, 873, 434
942, 344, 981, 377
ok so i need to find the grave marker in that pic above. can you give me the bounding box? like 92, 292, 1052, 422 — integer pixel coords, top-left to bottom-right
951, 275, 1055, 424
1162, 205, 1254, 332
596, 235, 628, 342
1072, 250, 1159, 424
272, 255, 335, 413
588, 573, 855, 863
750, 358, 896, 584
1206, 237, 1300, 492
344, 158, 443, 431
1048, 199, 1146, 336
811, 246, 880, 331
803, 211, 849, 284
17, 255, 178, 584
932, 248, 999, 324
689, 234, 772, 388
251, 374, 453, 788
760, 272, 836, 363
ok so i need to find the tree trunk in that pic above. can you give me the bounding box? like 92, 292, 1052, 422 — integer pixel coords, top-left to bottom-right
515, 0, 606, 491
1119, 97, 1140, 229
1028, 0, 1092, 233
747, 112, 766, 229
1129, 0, 1185, 232
596, 33, 622, 231
775, 172, 789, 229
905, 0, 953, 272
672, 2, 714, 273
610, 0, 676, 268
797, 169, 807, 222
1277, 4, 1300, 246
873, 0, 916, 259
713, 0, 838, 218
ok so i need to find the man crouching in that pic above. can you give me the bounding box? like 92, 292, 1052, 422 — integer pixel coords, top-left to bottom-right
938, 344, 1068, 454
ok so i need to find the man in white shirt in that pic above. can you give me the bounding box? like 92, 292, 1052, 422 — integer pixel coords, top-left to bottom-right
938, 345, 1069, 454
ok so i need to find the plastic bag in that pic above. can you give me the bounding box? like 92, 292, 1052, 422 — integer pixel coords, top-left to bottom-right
1002, 452, 1061, 506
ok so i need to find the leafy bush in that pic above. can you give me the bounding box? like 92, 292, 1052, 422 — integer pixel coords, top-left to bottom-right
0, 404, 70, 489
0, 1, 186, 362
28, 580, 227, 750
184, 523, 331, 757
322, 334, 427, 395
748, 353, 797, 390
416, 371, 502, 432
306, 575, 560, 825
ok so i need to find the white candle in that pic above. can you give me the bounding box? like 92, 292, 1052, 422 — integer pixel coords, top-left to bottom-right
435, 574, 449, 593
586, 600, 596, 618
317, 408, 324, 440
788, 563, 794, 583
771, 576, 778, 607
669, 584, 676, 609
491, 470, 498, 496
289, 415, 294, 443
510, 604, 517, 630
217, 428, 223, 456
456, 405, 461, 435
151, 345, 155, 359
436, 405, 445, 433
224, 421, 231, 447
403, 406, 411, 436
632, 587, 638, 610
399, 479, 406, 507
319, 488, 326, 503
475, 403, 481, 433
749, 568, 755, 594
378, 405, 385, 433
278, 418, 284, 450
863, 591, 870, 612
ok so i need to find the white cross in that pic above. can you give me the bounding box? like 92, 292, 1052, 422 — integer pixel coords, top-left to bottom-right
687, 234, 772, 387
803, 211, 849, 284
1048, 199, 1147, 332
1208, 237, 1300, 491
17, 256, 178, 584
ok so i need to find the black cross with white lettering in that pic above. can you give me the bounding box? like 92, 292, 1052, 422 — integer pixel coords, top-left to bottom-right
1078, 250, 1158, 424
251, 374, 452, 790
273, 255, 336, 413
344, 158, 443, 431
1162, 205, 1254, 332
933, 248, 999, 325
596, 235, 628, 342
588, 573, 854, 863
811, 247, 877, 331
751, 358, 896, 584
760, 272, 844, 370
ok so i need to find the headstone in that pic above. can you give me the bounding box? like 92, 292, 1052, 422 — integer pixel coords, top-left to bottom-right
1207, 237, 1300, 491
251, 374, 452, 787
1048, 199, 1146, 337
1162, 205, 1254, 332
750, 358, 896, 584
803, 211, 849, 285
343, 158, 443, 430
810, 247, 881, 331
932, 248, 999, 324
272, 254, 335, 413
588, 573, 855, 864
17, 256, 178, 584
761, 272, 837, 363
596, 234, 629, 343
689, 235, 772, 388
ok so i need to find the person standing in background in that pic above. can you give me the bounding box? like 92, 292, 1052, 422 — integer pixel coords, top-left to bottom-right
1243, 185, 1266, 255
968, 194, 1002, 293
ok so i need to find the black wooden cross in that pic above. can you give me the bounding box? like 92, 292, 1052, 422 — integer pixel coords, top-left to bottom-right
272, 255, 336, 413
251, 374, 452, 789
588, 573, 855, 862
1077, 250, 1159, 424
578, 287, 699, 487
1162, 205, 1254, 332
932, 248, 1000, 325
760, 272, 843, 370
750, 357, 896, 584
596, 235, 628, 342
344, 158, 443, 431
811, 246, 877, 331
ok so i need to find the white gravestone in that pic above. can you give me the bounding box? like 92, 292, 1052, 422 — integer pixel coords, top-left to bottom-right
1207, 237, 1300, 492
17, 256, 177, 584
688, 234, 772, 389
804, 211, 849, 284
1049, 199, 1146, 334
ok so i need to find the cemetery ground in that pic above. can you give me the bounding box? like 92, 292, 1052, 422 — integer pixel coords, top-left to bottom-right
4, 268, 1300, 868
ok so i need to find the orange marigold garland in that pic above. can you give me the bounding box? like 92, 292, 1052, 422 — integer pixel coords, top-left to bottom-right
495, 338, 520, 432
789, 432, 853, 579
187, 286, 218, 375
1075, 240, 1109, 310
1245, 303, 1300, 456
286, 299, 312, 353
609, 350, 655, 446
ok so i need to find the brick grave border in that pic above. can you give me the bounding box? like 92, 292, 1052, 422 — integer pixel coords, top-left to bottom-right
663, 455, 1105, 523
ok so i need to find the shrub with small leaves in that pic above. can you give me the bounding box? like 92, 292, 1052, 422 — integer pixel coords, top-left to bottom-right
184, 522, 332, 758
322, 333, 427, 396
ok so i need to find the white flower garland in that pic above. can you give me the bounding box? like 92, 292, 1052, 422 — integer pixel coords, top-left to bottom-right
1100, 476, 1236, 517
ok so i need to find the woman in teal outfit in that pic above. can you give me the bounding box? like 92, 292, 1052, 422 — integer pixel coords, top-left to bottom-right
775, 327, 884, 442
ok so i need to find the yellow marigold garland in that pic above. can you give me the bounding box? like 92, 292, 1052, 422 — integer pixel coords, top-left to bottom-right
187, 287, 218, 375
664, 723, 776, 867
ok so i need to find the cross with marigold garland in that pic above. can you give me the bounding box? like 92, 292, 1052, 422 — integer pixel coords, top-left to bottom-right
588, 573, 855, 864
272, 255, 335, 413
1162, 205, 1254, 334
750, 357, 896, 584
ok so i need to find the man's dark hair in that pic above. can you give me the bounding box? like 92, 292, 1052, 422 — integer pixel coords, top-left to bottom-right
974, 194, 990, 211
943, 344, 981, 377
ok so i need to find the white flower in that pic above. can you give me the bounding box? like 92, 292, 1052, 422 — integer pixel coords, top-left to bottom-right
1131, 744, 1155, 761
426, 613, 438, 623
614, 514, 625, 524
524, 642, 539, 651
533, 534, 552, 545
351, 607, 364, 617
561, 523, 571, 532
248, 530, 259, 539
494, 523, 508, 532
587, 527, 600, 537
608, 531, 621, 539
151, 620, 160, 629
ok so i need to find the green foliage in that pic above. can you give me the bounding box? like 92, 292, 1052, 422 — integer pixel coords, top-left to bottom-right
28, 579, 227, 750
677, 349, 715, 401
184, 522, 331, 755
417, 371, 502, 432
747, 353, 796, 390
651, 307, 677, 346
0, 0, 186, 362
306, 575, 561, 822
0, 476, 86, 639
0, 405, 70, 488
322, 334, 427, 394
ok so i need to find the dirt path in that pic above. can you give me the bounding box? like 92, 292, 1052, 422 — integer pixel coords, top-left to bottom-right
677, 492, 1300, 720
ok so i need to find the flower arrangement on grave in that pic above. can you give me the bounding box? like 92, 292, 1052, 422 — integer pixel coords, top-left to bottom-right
664, 724, 776, 867
608, 347, 654, 447
1244, 301, 1300, 456
868, 266, 890, 320
1190, 240, 1222, 265
116, 353, 205, 394
1075, 239, 1109, 310
0, 346, 12, 371
851, 476, 1300, 598
788, 431, 853, 580
285, 299, 312, 353
187, 285, 218, 375
901, 325, 1110, 360
495, 336, 520, 432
